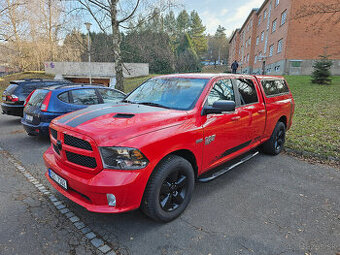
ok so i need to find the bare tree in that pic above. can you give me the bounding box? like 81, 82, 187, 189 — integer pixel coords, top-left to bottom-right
75, 0, 175, 91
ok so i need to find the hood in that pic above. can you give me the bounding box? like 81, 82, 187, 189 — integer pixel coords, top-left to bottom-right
53, 103, 189, 146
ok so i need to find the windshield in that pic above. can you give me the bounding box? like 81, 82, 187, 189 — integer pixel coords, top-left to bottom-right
125, 78, 208, 110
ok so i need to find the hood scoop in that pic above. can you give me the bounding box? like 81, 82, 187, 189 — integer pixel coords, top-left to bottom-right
113, 113, 135, 118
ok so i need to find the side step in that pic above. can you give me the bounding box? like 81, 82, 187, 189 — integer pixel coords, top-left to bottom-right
198, 151, 259, 183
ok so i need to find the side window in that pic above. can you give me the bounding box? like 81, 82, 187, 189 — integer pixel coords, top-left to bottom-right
235, 79, 258, 105
58, 91, 70, 103
71, 89, 100, 105
206, 79, 235, 106
97, 89, 125, 104
261, 80, 289, 96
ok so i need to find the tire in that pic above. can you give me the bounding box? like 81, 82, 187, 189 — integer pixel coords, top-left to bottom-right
141, 155, 195, 222
261, 121, 286, 155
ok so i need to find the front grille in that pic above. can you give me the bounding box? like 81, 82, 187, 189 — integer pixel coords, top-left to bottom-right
53, 143, 60, 155
66, 151, 97, 169
64, 134, 92, 151
50, 128, 57, 139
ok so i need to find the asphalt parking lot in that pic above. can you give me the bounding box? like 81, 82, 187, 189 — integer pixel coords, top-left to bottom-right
0, 113, 339, 255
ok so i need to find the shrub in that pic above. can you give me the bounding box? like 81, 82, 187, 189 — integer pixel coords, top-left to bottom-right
311, 55, 333, 85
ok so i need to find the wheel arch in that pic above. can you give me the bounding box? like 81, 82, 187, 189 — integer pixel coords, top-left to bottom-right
278, 115, 287, 127
169, 149, 198, 179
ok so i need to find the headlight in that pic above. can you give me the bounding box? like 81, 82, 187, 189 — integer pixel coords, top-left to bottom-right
99, 147, 149, 170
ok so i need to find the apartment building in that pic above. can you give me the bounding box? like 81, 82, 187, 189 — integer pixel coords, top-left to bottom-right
228, 0, 340, 75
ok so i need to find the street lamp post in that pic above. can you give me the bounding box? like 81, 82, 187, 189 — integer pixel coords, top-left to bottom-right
85, 22, 92, 84
258, 55, 267, 75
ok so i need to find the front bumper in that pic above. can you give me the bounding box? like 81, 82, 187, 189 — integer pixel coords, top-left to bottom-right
43, 146, 151, 213
1, 103, 23, 117
21, 118, 50, 136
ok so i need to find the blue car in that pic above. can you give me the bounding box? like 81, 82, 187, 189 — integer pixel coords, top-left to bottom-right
21, 84, 126, 136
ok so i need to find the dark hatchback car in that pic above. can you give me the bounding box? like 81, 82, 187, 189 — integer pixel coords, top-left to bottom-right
21, 84, 126, 136
1, 79, 71, 117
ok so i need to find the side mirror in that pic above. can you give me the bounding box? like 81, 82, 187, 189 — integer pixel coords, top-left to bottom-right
203, 100, 236, 115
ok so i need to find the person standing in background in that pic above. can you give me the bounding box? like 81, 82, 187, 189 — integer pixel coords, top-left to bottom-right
231, 60, 239, 74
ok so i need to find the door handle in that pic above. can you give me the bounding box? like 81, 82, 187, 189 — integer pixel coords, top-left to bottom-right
258, 109, 265, 114
231, 116, 241, 121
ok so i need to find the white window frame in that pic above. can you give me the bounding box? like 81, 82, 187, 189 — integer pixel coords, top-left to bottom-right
256, 36, 259, 45
277, 39, 283, 53
269, 44, 274, 57
261, 31, 264, 41
264, 9, 267, 20
272, 19, 277, 32
281, 10, 287, 25
275, 0, 279, 7
258, 16, 261, 25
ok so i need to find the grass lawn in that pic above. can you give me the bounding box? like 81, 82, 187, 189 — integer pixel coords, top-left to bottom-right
123, 74, 158, 93
1, 72, 338, 160
284, 75, 340, 159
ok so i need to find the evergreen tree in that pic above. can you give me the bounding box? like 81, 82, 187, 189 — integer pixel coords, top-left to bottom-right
164, 11, 177, 51
176, 10, 190, 33
176, 33, 201, 73
311, 55, 333, 85
188, 11, 208, 57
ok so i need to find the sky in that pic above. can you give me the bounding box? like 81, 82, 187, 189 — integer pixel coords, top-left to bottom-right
78, 0, 265, 38
179, 0, 265, 36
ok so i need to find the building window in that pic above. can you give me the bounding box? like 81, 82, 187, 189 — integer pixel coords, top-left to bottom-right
277, 39, 283, 53
290, 60, 302, 67
258, 16, 261, 25
281, 10, 287, 25
247, 54, 249, 62
256, 36, 259, 45
269, 44, 274, 57
272, 19, 277, 32
275, 0, 279, 7
249, 37, 251, 45
261, 31, 264, 41
264, 9, 267, 20
255, 55, 257, 63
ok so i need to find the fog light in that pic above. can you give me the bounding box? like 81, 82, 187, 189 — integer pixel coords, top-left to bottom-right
107, 194, 116, 207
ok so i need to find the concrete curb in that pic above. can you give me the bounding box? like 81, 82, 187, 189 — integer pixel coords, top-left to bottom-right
0, 147, 116, 255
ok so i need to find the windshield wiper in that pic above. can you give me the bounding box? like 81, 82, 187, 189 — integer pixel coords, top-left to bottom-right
137, 102, 169, 109
122, 99, 136, 104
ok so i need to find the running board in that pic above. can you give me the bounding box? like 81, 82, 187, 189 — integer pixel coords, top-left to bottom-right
198, 151, 259, 183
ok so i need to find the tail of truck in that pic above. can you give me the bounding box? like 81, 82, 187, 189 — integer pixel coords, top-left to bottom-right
254, 76, 295, 141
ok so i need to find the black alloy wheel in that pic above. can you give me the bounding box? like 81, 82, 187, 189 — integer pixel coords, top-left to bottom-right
159, 170, 188, 212
141, 155, 195, 222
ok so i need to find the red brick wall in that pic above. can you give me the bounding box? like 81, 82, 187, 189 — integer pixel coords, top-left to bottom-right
286, 0, 340, 60
253, 0, 292, 69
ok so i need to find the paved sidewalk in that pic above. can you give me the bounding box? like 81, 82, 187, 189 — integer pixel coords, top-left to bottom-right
0, 152, 97, 255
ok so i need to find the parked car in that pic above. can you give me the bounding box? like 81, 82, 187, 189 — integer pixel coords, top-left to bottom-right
1, 79, 71, 117
43, 74, 294, 222
21, 84, 126, 136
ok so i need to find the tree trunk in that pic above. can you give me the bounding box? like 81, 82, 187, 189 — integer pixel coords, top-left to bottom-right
111, 0, 124, 91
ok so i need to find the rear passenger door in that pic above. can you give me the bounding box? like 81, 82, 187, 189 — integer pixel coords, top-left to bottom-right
69, 89, 101, 111
233, 78, 266, 143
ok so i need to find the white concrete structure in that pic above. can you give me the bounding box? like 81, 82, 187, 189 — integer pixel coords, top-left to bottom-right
44, 62, 149, 79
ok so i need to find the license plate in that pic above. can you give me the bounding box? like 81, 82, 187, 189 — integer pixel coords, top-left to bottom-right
49, 169, 68, 189
26, 114, 33, 121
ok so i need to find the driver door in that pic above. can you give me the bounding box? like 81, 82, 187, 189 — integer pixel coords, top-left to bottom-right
201, 78, 247, 171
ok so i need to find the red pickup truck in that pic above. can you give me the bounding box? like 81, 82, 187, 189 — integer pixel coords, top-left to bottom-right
44, 74, 294, 222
